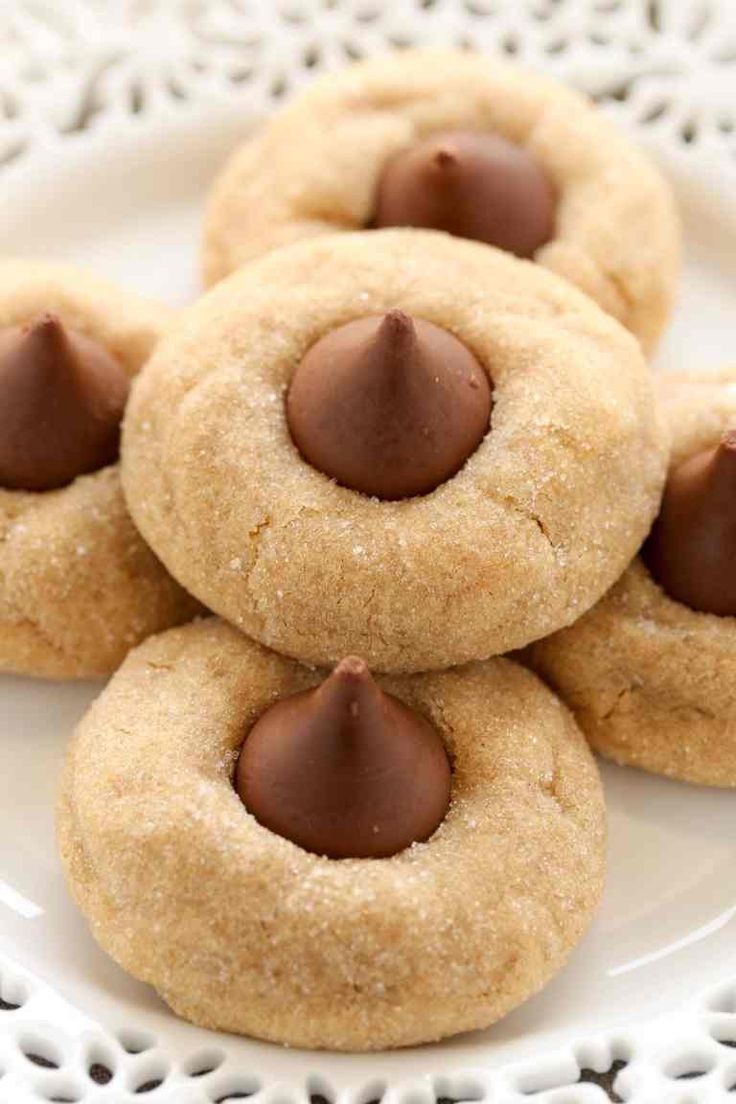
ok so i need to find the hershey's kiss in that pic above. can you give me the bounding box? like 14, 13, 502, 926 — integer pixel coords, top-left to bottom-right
235, 656, 452, 859
286, 309, 491, 500
0, 313, 130, 492
373, 130, 555, 258
643, 430, 736, 616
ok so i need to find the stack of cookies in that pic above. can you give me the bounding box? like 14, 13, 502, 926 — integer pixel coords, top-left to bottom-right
6, 49, 731, 1052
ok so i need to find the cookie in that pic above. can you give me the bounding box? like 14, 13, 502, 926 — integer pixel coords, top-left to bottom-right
58, 617, 606, 1051
203, 49, 680, 352
0, 259, 200, 678
529, 365, 736, 787
122, 229, 666, 673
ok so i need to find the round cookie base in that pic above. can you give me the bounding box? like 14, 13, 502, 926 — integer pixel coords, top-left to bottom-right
528, 561, 736, 789
0, 469, 200, 679
122, 228, 666, 673
0, 259, 200, 678
58, 618, 606, 1051
529, 367, 736, 790
202, 49, 681, 353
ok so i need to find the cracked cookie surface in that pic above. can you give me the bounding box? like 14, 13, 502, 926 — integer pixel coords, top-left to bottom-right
202, 49, 680, 354
0, 259, 200, 678
58, 616, 606, 1050
528, 365, 736, 787
122, 229, 666, 672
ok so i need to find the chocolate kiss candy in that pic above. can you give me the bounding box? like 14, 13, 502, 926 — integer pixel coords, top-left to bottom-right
236, 656, 452, 859
0, 314, 130, 492
373, 130, 555, 258
644, 431, 736, 616
286, 309, 491, 499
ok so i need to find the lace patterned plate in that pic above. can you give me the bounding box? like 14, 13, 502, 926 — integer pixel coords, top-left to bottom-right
0, 2, 735, 1102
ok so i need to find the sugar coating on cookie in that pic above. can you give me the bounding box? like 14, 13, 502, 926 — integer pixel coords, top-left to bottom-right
123, 229, 666, 673
529, 365, 736, 788
202, 49, 680, 352
58, 618, 606, 1051
0, 259, 200, 678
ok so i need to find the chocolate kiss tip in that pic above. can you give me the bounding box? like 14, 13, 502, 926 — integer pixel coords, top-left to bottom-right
709, 430, 736, 491
378, 308, 415, 342
30, 312, 59, 333
20, 314, 79, 380
25, 312, 66, 350
702, 431, 736, 487
333, 655, 370, 681
719, 429, 736, 454
318, 656, 376, 721
434, 146, 458, 169
370, 310, 417, 377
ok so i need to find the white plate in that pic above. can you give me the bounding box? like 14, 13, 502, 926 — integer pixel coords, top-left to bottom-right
0, 3, 735, 1101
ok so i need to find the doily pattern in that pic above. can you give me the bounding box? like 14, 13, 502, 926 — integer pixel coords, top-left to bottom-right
0, 0, 734, 170
2, 953, 736, 1102
1, 1, 735, 1101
